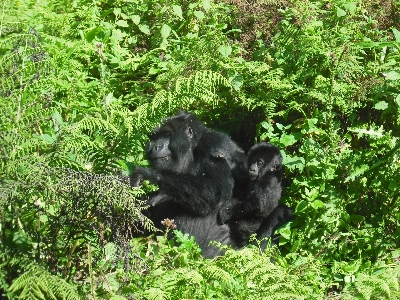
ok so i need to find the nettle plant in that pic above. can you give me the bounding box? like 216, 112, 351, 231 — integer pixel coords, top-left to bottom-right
82, 0, 237, 107
253, 0, 400, 286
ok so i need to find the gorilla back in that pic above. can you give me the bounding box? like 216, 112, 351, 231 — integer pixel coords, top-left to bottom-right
130, 111, 247, 257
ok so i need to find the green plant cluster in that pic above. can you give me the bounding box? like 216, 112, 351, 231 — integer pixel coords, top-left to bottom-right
1, 0, 400, 299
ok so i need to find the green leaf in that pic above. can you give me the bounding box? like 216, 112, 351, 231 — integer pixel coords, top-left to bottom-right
395, 94, 400, 107
39, 214, 48, 223
194, 10, 205, 20
113, 8, 121, 17
351, 214, 365, 224
172, 5, 183, 19
116, 20, 129, 27
37, 134, 55, 144
337, 7, 346, 17
85, 26, 103, 42
110, 296, 128, 300
47, 205, 56, 216
311, 200, 324, 209
160, 39, 168, 49
276, 222, 291, 239
112, 28, 125, 41
105, 92, 117, 105
110, 56, 121, 68
52, 110, 63, 126
149, 66, 160, 75
341, 212, 350, 224
391, 249, 400, 259
229, 73, 243, 91
280, 134, 298, 147
374, 101, 388, 110
139, 24, 150, 35
343, 2, 357, 14
131, 15, 140, 25
160, 24, 171, 39
385, 71, 400, 81
283, 154, 305, 171
295, 200, 307, 213
392, 28, 400, 42
218, 45, 232, 57
202, 0, 211, 11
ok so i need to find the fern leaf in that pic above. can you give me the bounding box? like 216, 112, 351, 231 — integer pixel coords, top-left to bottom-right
184, 269, 204, 285
109, 296, 128, 300
143, 287, 167, 300
10, 267, 82, 300
200, 265, 231, 286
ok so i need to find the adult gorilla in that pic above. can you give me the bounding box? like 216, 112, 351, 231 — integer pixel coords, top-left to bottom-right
130, 111, 247, 257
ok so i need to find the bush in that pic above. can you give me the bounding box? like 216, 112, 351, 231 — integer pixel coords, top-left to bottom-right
1, 0, 399, 299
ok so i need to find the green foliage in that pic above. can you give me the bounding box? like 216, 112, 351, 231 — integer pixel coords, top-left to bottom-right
1, 0, 400, 298
9, 266, 82, 300
89, 231, 325, 299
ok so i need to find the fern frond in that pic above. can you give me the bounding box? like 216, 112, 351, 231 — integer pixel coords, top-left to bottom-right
200, 265, 231, 286
9, 266, 82, 300
0, 29, 51, 96
267, 292, 306, 300
143, 287, 167, 300
352, 275, 391, 299
109, 296, 128, 300
342, 266, 400, 300
183, 269, 203, 285
131, 70, 237, 133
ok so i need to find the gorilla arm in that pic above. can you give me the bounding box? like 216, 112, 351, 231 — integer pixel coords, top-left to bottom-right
218, 174, 281, 224
130, 157, 234, 216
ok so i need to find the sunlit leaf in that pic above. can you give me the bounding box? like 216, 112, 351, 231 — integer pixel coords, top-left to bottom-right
311, 200, 324, 209
172, 5, 183, 19
337, 7, 346, 17
374, 101, 388, 110
202, 0, 211, 11
385, 71, 400, 81
392, 28, 400, 42
131, 15, 140, 25
218, 45, 232, 57
160, 24, 171, 39
116, 20, 128, 28
295, 200, 307, 213
139, 24, 150, 35
194, 11, 205, 20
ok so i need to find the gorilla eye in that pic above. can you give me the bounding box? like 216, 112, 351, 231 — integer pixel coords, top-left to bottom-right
257, 160, 264, 166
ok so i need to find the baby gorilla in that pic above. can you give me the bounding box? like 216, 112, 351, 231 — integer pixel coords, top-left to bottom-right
218, 142, 283, 247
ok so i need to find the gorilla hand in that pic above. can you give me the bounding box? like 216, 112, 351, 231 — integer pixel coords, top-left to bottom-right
148, 191, 168, 207
130, 166, 161, 187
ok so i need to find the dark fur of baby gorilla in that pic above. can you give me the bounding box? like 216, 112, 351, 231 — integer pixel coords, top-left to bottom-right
218, 142, 293, 247
130, 111, 247, 258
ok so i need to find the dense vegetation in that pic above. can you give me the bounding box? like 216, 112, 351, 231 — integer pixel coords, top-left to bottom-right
1, 0, 400, 299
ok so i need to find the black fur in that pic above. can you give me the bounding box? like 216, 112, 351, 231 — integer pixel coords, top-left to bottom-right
218, 142, 290, 247
130, 111, 247, 257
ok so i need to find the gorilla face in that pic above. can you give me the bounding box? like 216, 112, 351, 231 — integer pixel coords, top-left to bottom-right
247, 142, 282, 181
146, 134, 173, 167
248, 156, 265, 182
146, 111, 206, 172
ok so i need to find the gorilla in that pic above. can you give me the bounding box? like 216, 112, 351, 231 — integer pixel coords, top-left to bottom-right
218, 142, 293, 247
130, 111, 247, 257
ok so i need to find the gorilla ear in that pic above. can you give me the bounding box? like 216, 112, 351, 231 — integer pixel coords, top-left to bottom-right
187, 126, 194, 138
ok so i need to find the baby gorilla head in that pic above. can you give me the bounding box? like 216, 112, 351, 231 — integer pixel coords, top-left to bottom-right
248, 142, 283, 182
